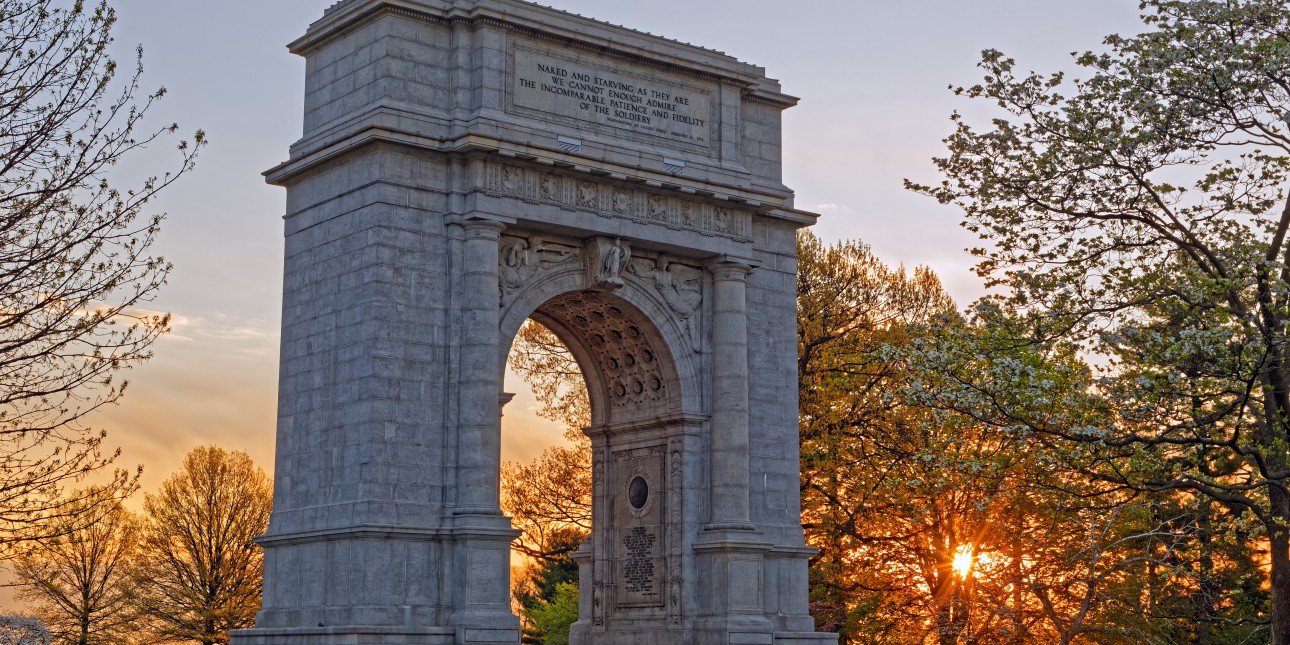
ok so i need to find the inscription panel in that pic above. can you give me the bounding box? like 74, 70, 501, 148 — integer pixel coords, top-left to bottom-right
613, 446, 666, 609
507, 42, 718, 153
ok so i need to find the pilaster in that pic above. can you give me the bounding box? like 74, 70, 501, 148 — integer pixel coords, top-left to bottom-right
708, 261, 755, 531
449, 218, 521, 644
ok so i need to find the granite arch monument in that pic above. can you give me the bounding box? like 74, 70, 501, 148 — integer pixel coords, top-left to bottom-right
230, 1, 833, 643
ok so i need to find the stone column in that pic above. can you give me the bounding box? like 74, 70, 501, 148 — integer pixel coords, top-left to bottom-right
708, 261, 754, 530
451, 219, 521, 645
457, 219, 507, 514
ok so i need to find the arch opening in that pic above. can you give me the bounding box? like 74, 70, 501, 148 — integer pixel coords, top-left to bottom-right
500, 288, 691, 641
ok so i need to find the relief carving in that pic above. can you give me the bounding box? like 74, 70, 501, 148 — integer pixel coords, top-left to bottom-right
667, 440, 684, 625
593, 445, 607, 626
578, 181, 598, 208
713, 207, 730, 235
648, 194, 669, 222
680, 200, 697, 228
611, 187, 632, 214
584, 237, 632, 291
501, 165, 523, 194
498, 234, 580, 302
630, 254, 703, 352
540, 173, 560, 201
484, 161, 753, 241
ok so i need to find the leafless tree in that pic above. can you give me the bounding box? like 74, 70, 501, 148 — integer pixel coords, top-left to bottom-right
0, 0, 202, 550
13, 496, 140, 645
131, 446, 270, 645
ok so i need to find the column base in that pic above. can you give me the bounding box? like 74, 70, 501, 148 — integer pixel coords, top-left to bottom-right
773, 632, 839, 644
231, 624, 522, 645
572, 626, 831, 645
230, 626, 457, 645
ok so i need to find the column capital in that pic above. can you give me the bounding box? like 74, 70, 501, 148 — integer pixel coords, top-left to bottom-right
460, 217, 507, 240
708, 261, 753, 282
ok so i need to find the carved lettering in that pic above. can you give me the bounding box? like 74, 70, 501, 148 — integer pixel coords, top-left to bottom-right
510, 47, 714, 149
622, 527, 658, 595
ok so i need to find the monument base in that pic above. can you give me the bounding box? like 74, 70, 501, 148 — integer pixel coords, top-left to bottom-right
229, 626, 460, 645
773, 633, 841, 644
568, 626, 837, 645
230, 625, 522, 645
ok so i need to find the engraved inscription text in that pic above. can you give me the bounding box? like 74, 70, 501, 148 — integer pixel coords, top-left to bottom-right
512, 48, 713, 148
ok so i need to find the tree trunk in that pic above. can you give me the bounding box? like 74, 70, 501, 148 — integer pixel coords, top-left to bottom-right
1270, 491, 1290, 645
935, 583, 969, 645
1266, 363, 1290, 645
1193, 506, 1216, 643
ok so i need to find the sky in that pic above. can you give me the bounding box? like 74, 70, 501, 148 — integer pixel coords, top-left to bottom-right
83, 0, 1147, 501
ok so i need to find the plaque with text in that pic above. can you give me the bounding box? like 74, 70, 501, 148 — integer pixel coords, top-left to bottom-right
613, 446, 666, 609
507, 43, 717, 153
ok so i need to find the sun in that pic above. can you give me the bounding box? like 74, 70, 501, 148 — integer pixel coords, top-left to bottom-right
952, 546, 976, 578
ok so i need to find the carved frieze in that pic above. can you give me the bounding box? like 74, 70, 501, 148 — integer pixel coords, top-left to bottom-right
484, 161, 752, 242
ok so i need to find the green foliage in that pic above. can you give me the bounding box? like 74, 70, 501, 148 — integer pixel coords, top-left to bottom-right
907, 0, 1290, 639
526, 582, 579, 645
515, 529, 584, 645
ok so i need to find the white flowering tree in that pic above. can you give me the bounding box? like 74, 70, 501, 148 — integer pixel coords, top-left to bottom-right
0, 617, 49, 645
912, 0, 1290, 640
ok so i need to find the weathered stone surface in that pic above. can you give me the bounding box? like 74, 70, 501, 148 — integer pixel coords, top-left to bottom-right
231, 1, 832, 644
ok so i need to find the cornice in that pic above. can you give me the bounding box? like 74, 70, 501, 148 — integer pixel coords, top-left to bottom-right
290, 0, 796, 104
264, 118, 795, 209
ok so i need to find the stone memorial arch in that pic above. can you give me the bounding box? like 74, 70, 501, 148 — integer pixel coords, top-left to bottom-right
231, 1, 834, 644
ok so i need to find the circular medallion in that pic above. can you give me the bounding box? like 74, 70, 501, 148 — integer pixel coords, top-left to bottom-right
628, 475, 649, 510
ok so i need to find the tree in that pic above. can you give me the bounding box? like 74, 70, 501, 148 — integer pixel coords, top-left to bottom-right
504, 320, 593, 639
502, 446, 590, 561
132, 446, 271, 645
513, 529, 584, 645
12, 496, 139, 645
508, 320, 590, 431
900, 307, 1273, 643
910, 0, 1290, 638
0, 617, 48, 645
525, 581, 579, 645
503, 320, 592, 558
796, 232, 1239, 643
0, 0, 202, 550
796, 231, 972, 642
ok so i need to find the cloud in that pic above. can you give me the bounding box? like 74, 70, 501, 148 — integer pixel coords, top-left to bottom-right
816, 203, 858, 218
157, 311, 277, 356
